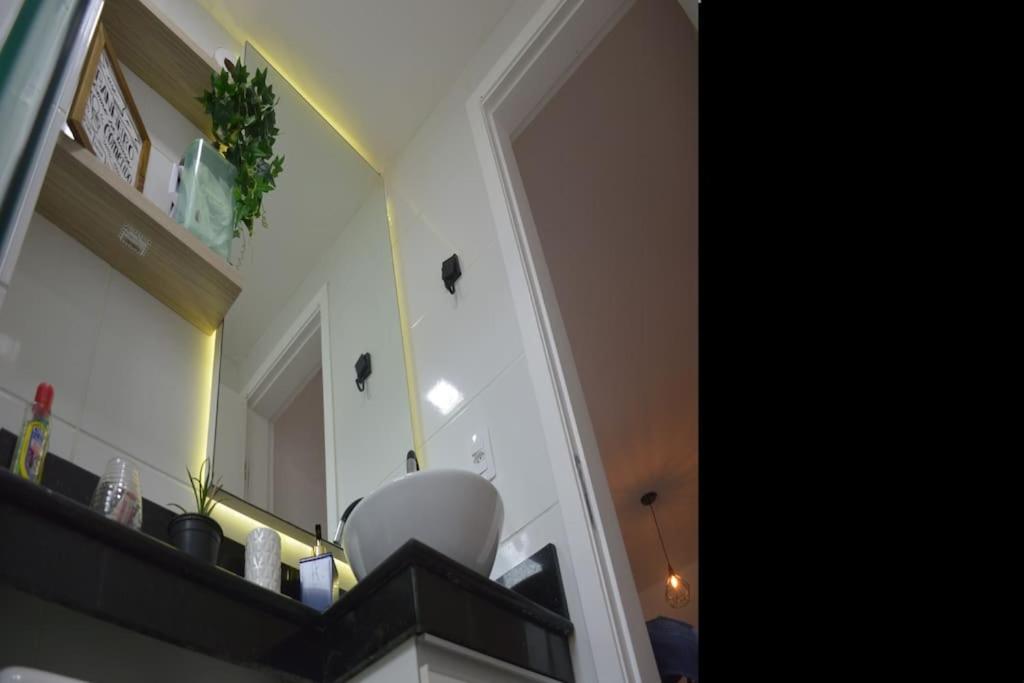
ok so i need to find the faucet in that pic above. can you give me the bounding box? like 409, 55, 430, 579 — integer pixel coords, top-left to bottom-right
332, 497, 363, 545
332, 450, 420, 545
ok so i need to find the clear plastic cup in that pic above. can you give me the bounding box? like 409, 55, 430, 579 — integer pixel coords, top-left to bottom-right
90, 457, 143, 530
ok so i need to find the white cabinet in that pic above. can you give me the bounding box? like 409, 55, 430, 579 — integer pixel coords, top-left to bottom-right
351, 635, 563, 683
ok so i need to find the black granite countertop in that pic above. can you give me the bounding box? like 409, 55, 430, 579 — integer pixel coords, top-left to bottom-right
0, 468, 574, 682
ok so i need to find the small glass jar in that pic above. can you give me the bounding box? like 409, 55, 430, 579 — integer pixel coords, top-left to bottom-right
90, 457, 143, 530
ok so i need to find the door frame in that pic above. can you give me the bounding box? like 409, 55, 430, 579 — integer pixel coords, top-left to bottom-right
242, 284, 339, 527
466, 0, 660, 680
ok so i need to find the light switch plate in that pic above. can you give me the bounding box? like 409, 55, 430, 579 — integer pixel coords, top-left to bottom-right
469, 428, 496, 481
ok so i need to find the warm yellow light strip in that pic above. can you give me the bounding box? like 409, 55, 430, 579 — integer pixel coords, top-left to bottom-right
386, 193, 426, 465
211, 503, 357, 591
194, 328, 218, 474
241, 40, 380, 173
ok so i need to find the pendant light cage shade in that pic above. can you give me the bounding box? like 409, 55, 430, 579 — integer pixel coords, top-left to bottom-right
641, 490, 691, 608
665, 569, 691, 607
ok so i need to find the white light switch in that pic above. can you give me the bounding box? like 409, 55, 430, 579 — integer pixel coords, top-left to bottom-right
469, 429, 496, 480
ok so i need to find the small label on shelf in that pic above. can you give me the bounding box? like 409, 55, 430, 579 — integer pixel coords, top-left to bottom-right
118, 224, 151, 257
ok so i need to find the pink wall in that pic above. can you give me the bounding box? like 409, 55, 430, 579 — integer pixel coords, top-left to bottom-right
272, 370, 327, 530
512, 0, 698, 624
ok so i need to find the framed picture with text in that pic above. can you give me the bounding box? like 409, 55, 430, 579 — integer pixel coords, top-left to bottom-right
67, 23, 150, 191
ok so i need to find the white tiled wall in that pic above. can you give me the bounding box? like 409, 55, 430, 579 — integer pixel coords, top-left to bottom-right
384, 0, 599, 677
0, 214, 208, 507
386, 0, 560, 537
425, 355, 555, 540
0, 47, 217, 507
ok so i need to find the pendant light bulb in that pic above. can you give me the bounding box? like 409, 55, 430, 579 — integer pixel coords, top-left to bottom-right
665, 567, 690, 608
641, 490, 690, 608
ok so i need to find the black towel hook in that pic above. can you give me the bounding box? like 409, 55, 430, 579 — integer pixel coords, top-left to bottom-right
355, 352, 371, 392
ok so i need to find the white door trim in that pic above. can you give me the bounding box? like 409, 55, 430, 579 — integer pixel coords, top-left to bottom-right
466, 0, 659, 681
241, 284, 339, 528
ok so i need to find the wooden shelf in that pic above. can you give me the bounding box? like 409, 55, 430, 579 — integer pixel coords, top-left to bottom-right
101, 0, 218, 138
37, 137, 242, 334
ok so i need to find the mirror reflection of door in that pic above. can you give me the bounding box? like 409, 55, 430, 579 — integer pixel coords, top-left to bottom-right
268, 368, 327, 529
215, 310, 330, 531
269, 372, 327, 530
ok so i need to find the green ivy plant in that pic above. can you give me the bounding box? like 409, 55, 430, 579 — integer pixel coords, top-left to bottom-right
198, 60, 285, 238
169, 459, 223, 517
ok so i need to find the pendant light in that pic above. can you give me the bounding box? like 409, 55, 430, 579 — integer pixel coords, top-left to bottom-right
641, 490, 690, 608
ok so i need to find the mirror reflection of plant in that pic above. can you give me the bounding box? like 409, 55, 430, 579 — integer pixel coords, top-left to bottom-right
198, 60, 285, 239
169, 459, 223, 517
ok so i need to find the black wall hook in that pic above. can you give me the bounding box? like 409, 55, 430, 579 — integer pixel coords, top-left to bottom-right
355, 352, 371, 392
442, 254, 461, 294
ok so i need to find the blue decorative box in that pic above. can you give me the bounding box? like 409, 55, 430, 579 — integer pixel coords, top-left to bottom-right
299, 553, 337, 611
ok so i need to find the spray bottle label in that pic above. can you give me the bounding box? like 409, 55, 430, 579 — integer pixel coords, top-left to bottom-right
15, 420, 48, 482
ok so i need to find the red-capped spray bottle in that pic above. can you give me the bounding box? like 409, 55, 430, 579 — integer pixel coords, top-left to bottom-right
11, 383, 54, 483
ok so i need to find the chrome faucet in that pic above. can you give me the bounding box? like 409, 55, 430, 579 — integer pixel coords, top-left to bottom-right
332, 450, 419, 545
332, 496, 362, 545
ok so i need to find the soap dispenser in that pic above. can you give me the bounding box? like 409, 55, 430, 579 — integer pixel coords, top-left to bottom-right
299, 524, 337, 611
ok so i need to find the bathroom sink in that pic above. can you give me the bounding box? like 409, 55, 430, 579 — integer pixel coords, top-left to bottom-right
342, 469, 503, 581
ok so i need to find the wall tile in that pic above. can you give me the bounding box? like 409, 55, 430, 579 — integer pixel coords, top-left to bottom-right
425, 355, 556, 540
410, 241, 523, 439
212, 384, 246, 495
80, 271, 211, 480
72, 431, 194, 512
307, 187, 414, 512
0, 214, 110, 425
0, 387, 25, 436
388, 85, 499, 259
386, 187, 454, 327
49, 415, 76, 462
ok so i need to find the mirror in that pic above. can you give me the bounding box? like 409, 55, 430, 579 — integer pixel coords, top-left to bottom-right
211, 44, 414, 540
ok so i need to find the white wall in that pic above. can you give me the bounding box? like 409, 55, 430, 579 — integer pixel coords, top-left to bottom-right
0, 209, 213, 513
0, 1, 235, 517
382, 1, 601, 678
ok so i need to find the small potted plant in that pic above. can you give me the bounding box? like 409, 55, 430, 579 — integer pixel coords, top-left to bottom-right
168, 459, 224, 564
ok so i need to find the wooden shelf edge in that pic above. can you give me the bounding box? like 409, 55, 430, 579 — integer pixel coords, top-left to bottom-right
37, 136, 241, 335
101, 0, 219, 139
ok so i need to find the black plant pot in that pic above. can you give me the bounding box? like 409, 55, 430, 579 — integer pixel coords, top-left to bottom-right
168, 513, 223, 564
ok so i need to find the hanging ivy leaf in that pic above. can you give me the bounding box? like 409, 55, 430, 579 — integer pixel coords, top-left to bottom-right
197, 61, 285, 239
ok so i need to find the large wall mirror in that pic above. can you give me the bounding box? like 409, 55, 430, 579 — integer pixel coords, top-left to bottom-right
211, 44, 415, 542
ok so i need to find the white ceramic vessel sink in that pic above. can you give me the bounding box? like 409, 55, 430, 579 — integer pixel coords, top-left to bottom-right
342, 469, 504, 581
